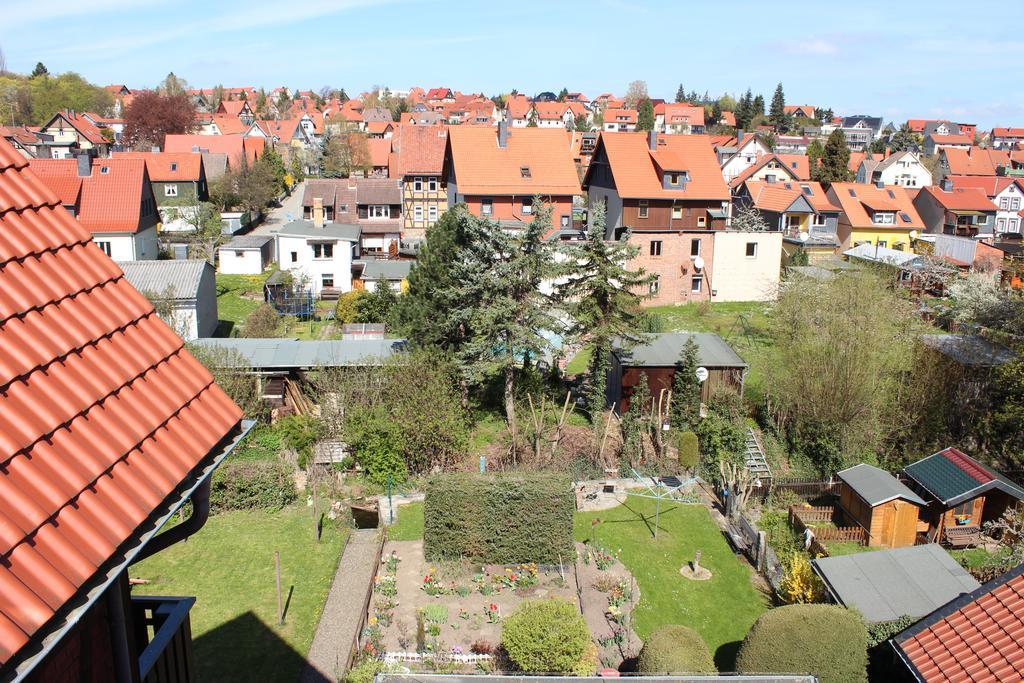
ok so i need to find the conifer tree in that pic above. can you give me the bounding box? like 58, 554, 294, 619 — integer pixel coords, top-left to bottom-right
675, 84, 686, 103
769, 82, 786, 130
637, 98, 655, 131
670, 338, 702, 431
819, 129, 852, 182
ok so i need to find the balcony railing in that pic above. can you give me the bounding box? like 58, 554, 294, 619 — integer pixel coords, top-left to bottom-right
132, 596, 197, 683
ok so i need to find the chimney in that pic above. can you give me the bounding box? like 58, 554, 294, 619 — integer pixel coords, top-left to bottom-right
313, 197, 325, 228
941, 178, 953, 192
498, 120, 510, 148
648, 130, 657, 151
76, 154, 91, 177
875, 180, 885, 189
736, 130, 744, 145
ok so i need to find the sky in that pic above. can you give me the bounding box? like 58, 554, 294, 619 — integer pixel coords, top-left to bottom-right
2, 0, 1023, 128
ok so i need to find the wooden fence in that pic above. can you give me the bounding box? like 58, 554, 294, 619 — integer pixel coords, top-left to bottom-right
347, 530, 386, 672
789, 505, 868, 552
769, 479, 840, 500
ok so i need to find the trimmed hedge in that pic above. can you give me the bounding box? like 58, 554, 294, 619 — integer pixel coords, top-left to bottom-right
210, 459, 297, 513
423, 473, 573, 564
735, 604, 868, 683
677, 431, 699, 470
637, 625, 716, 674
501, 599, 592, 674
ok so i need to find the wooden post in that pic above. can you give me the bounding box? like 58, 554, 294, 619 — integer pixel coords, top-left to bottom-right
275, 551, 284, 626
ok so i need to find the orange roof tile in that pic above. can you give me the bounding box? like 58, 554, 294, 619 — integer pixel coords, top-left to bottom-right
113, 152, 203, 181
921, 186, 998, 211
728, 153, 807, 188
828, 182, 925, 228
42, 111, 106, 146
894, 565, 1024, 683
930, 134, 973, 145
661, 104, 705, 128
0, 138, 241, 672
29, 158, 151, 233
391, 124, 447, 176
25, 160, 82, 206
211, 114, 253, 135
947, 175, 1023, 197
743, 179, 837, 213
943, 147, 1010, 176
367, 138, 391, 168
446, 126, 580, 196
586, 132, 728, 200
163, 134, 264, 168
604, 108, 638, 124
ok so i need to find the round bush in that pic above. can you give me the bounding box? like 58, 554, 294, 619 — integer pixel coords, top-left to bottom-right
501, 599, 591, 673
637, 625, 716, 674
210, 459, 297, 513
735, 604, 868, 683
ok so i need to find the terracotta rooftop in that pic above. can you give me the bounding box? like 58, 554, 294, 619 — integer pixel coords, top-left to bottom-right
28, 158, 152, 234
742, 179, 838, 213
446, 126, 580, 196
728, 153, 808, 189
943, 147, 1010, 176
0, 138, 242, 673
828, 182, 925, 229
113, 152, 204, 182
920, 186, 998, 212
163, 134, 264, 169
946, 175, 1023, 197
893, 563, 1024, 682
390, 124, 447, 176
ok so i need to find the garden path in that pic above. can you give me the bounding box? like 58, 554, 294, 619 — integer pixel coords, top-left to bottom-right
301, 529, 381, 683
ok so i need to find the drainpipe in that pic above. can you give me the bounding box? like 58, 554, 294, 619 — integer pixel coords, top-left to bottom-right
133, 478, 212, 563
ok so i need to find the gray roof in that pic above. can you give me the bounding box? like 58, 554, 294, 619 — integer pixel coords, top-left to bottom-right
837, 463, 926, 507
201, 152, 227, 180
190, 337, 405, 369
277, 220, 360, 241
302, 179, 344, 207
843, 243, 922, 267
120, 259, 209, 300
221, 234, 272, 249
614, 332, 747, 369
356, 178, 402, 205
812, 544, 980, 623
362, 259, 412, 281
920, 334, 1016, 367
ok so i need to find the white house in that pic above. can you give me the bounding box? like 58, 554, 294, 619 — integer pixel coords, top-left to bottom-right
710, 231, 783, 302
274, 206, 360, 296
719, 133, 772, 182
218, 234, 274, 275
120, 260, 218, 341
949, 176, 1024, 235
857, 151, 933, 188
360, 258, 412, 293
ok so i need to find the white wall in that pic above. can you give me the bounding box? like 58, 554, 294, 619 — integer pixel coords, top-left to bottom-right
93, 226, 158, 261
218, 247, 265, 275
275, 233, 354, 295
879, 155, 933, 188
710, 231, 782, 302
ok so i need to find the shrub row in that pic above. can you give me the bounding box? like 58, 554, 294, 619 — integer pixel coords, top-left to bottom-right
210, 458, 297, 513
423, 472, 574, 564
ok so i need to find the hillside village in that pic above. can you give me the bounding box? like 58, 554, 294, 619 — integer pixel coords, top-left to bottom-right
2, 62, 1024, 683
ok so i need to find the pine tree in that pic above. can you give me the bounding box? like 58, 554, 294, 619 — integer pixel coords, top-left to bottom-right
819, 129, 852, 183
753, 94, 765, 117
736, 89, 753, 129
527, 106, 538, 127
769, 82, 786, 130
557, 87, 569, 102
889, 124, 918, 152
621, 373, 651, 468
670, 338, 701, 431
30, 62, 48, 78
556, 204, 655, 423
807, 138, 825, 181
637, 98, 655, 132
675, 84, 686, 103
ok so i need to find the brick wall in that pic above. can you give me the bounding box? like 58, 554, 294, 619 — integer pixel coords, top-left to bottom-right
629, 231, 714, 306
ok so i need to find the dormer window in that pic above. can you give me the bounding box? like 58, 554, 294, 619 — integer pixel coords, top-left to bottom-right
873, 211, 895, 225
170, 162, 178, 172
520, 166, 531, 178
100, 166, 109, 174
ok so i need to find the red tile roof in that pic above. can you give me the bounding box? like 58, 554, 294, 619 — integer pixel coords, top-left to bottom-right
728, 153, 807, 189
367, 138, 391, 168
942, 147, 1010, 176
947, 175, 1024, 197
743, 179, 837, 213
42, 111, 106, 146
992, 127, 1024, 138
113, 152, 203, 182
163, 134, 264, 168
0, 138, 241, 670
894, 564, 1024, 682
604, 108, 638, 125
929, 134, 973, 146
446, 126, 580, 196
828, 182, 925, 228
920, 186, 998, 212
29, 158, 152, 233
391, 124, 447, 176
215, 100, 249, 117
660, 103, 705, 128
586, 132, 728, 200
211, 114, 253, 135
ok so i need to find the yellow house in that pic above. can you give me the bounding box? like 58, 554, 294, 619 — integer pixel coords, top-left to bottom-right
827, 182, 925, 253
735, 179, 843, 263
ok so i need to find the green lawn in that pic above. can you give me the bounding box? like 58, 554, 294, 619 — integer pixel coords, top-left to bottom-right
215, 272, 272, 336
565, 346, 592, 376
574, 498, 767, 670
387, 501, 424, 540
133, 506, 347, 683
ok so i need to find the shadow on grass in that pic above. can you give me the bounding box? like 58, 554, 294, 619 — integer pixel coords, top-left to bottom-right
193, 611, 326, 683
714, 639, 743, 673
214, 320, 236, 337
599, 500, 681, 539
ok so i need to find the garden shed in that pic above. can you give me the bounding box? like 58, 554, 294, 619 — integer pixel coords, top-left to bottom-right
608, 332, 747, 412
811, 544, 979, 623
836, 464, 926, 548
903, 447, 1024, 547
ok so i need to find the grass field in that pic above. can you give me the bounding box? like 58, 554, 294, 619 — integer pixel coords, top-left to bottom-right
387, 501, 425, 540
574, 498, 768, 670
215, 272, 271, 336
133, 506, 347, 683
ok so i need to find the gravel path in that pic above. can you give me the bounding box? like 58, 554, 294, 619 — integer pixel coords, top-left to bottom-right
301, 529, 382, 683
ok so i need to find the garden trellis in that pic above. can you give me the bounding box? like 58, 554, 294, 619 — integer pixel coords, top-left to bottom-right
623, 468, 699, 538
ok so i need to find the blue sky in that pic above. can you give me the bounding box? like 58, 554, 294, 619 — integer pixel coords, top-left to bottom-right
2, 0, 1022, 127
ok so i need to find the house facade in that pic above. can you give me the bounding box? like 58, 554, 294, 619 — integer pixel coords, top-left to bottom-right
913, 181, 998, 237
602, 108, 638, 132
120, 259, 219, 340
390, 124, 448, 238
828, 181, 926, 252
710, 230, 783, 302
114, 151, 209, 232
37, 110, 109, 158
948, 175, 1024, 235
857, 150, 933, 188
718, 133, 772, 182
583, 132, 730, 305
275, 210, 360, 297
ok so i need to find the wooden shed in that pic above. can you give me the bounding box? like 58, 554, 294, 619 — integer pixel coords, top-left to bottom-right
904, 447, 1024, 547
836, 464, 926, 548
607, 332, 748, 413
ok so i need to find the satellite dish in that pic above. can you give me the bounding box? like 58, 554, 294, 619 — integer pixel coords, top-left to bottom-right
910, 230, 919, 239
695, 367, 709, 383
799, 231, 810, 243
693, 255, 705, 271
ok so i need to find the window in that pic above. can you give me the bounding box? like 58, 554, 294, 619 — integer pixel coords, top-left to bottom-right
100, 166, 109, 174
745, 242, 758, 258
649, 276, 660, 294
952, 501, 974, 523
95, 240, 112, 256
560, 214, 570, 227
899, 212, 913, 223
690, 276, 702, 293
170, 162, 178, 172
428, 205, 439, 222
367, 205, 390, 219
874, 211, 895, 224
1013, 197, 1022, 211
164, 184, 178, 197
638, 200, 648, 218
481, 198, 493, 216
877, 240, 888, 248
414, 205, 424, 221
339, 204, 348, 213
650, 240, 663, 256
290, 251, 298, 262
1009, 218, 1020, 232
672, 206, 682, 219
690, 238, 701, 256
321, 273, 334, 289
428, 178, 438, 191
312, 242, 334, 259
801, 185, 813, 196
520, 166, 531, 178
670, 173, 679, 184
697, 216, 706, 227
813, 213, 828, 227
998, 218, 1007, 231
999, 197, 1010, 210
413, 177, 423, 191
521, 198, 533, 215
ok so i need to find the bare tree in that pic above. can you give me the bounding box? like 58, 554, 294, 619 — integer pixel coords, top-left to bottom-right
623, 80, 649, 109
